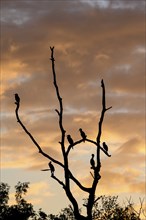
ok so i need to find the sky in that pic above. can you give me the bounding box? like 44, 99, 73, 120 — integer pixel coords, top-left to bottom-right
1, 0, 145, 217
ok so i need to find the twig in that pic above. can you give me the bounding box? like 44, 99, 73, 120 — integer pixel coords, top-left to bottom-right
94, 196, 102, 204
69, 171, 91, 193
41, 169, 50, 171
90, 172, 94, 179
51, 175, 66, 189
138, 198, 145, 217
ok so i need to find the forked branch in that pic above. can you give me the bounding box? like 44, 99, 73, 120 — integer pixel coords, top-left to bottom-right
15, 99, 90, 193
14, 47, 112, 220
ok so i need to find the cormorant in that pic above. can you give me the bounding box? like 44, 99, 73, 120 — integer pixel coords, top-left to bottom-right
79, 128, 87, 142
103, 142, 108, 152
14, 93, 20, 104
48, 161, 55, 176
67, 135, 74, 148
90, 154, 95, 169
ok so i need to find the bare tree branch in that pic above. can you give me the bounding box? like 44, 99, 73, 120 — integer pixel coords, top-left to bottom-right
51, 175, 66, 189
15, 47, 112, 220
86, 79, 112, 218
55, 109, 60, 116
66, 139, 83, 155
126, 197, 145, 218
15, 102, 64, 168
138, 198, 145, 217
15, 101, 91, 196
69, 171, 91, 193
90, 172, 94, 179
50, 46, 66, 140
97, 80, 112, 157
41, 169, 50, 171
66, 138, 111, 157
50, 47, 83, 218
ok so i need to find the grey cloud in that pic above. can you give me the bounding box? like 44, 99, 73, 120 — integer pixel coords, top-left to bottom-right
1, 0, 145, 179
81, 0, 145, 10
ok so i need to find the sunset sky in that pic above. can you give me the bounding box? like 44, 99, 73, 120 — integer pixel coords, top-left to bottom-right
1, 0, 145, 217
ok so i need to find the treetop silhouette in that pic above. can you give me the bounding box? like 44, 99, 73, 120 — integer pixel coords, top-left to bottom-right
1, 182, 144, 219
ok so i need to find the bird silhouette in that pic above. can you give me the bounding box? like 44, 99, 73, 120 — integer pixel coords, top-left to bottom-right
67, 135, 74, 148
90, 154, 95, 169
14, 93, 20, 104
48, 161, 55, 176
79, 128, 87, 142
103, 142, 108, 152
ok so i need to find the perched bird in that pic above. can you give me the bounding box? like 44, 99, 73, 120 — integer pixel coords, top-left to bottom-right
90, 154, 95, 169
79, 128, 87, 142
67, 135, 74, 148
48, 161, 55, 176
103, 142, 108, 152
14, 93, 20, 104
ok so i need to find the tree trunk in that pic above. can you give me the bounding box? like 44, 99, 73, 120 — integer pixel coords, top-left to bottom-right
74, 214, 91, 220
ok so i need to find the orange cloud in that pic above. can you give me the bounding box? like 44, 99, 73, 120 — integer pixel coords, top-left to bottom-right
1, 0, 145, 215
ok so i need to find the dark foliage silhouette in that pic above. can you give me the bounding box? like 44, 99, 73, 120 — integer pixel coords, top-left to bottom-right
0, 182, 145, 220
0, 182, 35, 220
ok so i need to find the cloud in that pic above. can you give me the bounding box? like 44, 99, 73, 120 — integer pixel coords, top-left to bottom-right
75, 167, 145, 196
8, 181, 54, 206
79, 0, 145, 10
27, 181, 54, 197
117, 138, 143, 155
1, 0, 145, 214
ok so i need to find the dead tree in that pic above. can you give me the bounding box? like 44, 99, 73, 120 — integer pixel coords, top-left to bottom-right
14, 47, 112, 220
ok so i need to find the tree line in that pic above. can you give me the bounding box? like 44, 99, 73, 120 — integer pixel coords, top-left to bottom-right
0, 182, 145, 220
